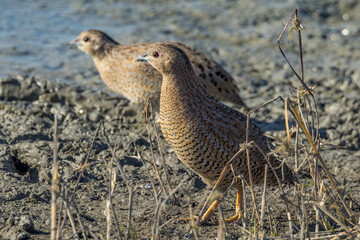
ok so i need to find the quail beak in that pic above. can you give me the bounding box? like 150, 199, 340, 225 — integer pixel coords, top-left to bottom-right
69, 38, 81, 48
137, 53, 149, 62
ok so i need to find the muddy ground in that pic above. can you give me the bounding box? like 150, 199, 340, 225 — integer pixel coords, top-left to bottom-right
1, 0, 360, 239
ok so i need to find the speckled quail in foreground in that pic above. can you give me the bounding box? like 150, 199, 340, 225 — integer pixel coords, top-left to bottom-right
72, 30, 248, 110
137, 43, 295, 223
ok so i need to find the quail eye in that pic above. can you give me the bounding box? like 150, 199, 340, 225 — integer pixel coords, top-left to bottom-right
153, 52, 159, 58
83, 36, 89, 42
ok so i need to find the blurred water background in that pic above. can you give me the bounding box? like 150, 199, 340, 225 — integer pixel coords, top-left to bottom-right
0, 0, 359, 92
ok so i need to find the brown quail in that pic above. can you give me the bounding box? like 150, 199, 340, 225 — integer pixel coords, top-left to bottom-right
72, 30, 248, 110
137, 43, 294, 223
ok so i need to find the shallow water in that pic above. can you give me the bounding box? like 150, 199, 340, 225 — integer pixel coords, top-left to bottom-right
1, 0, 359, 91
0, 0, 213, 84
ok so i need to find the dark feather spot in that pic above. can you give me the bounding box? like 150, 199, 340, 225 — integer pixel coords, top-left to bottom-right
197, 64, 204, 71
218, 87, 222, 92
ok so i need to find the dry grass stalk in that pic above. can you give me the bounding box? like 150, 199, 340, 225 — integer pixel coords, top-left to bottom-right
63, 191, 79, 239
66, 121, 102, 207
106, 147, 117, 239
56, 201, 65, 239
144, 99, 170, 197
300, 186, 309, 239
152, 120, 173, 192
104, 133, 136, 239
152, 177, 188, 239
137, 150, 159, 202
276, 7, 359, 239
217, 207, 225, 240
55, 192, 65, 239
51, 114, 59, 240
146, 99, 173, 193
127, 188, 134, 240
241, 177, 248, 236
101, 123, 125, 239
267, 205, 277, 237
53, 120, 129, 239
315, 180, 325, 237
249, 135, 294, 238
243, 94, 299, 239
189, 201, 200, 240
260, 164, 268, 239
105, 198, 112, 240
284, 99, 291, 144
102, 121, 131, 191
245, 96, 285, 224
71, 201, 88, 240
54, 185, 78, 239
294, 125, 300, 171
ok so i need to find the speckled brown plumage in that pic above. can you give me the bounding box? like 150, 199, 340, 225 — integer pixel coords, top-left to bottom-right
137, 43, 294, 222
72, 30, 248, 110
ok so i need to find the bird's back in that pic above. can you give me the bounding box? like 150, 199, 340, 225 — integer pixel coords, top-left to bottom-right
75, 30, 247, 108
170, 42, 248, 109
93, 40, 247, 108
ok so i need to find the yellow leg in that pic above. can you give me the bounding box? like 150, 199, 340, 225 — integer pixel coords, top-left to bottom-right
180, 200, 219, 223
223, 189, 242, 223
180, 189, 243, 224
199, 200, 220, 223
